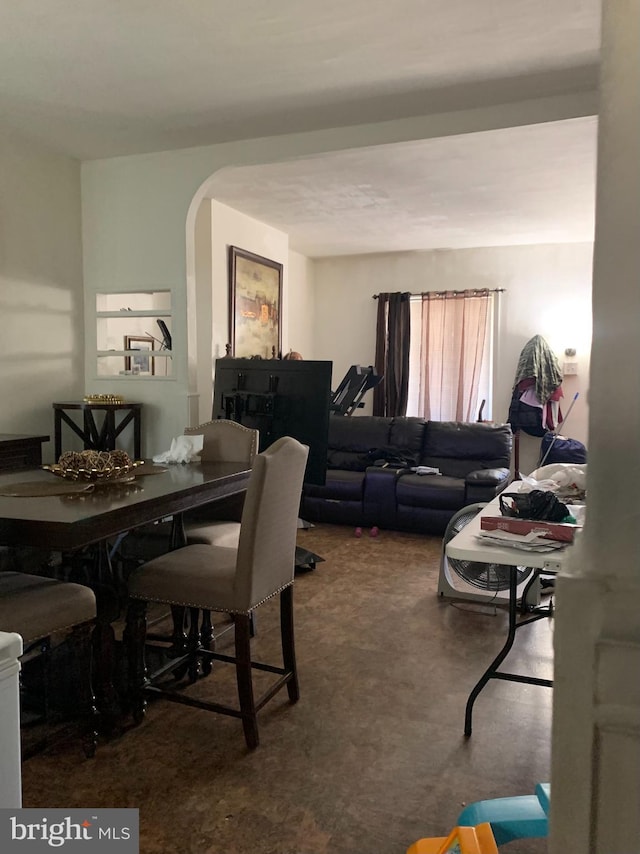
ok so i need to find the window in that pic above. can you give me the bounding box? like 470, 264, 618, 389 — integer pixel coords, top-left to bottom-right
406, 290, 496, 422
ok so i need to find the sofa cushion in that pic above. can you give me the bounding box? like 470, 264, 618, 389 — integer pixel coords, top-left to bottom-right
326, 416, 393, 471
326, 449, 370, 471
396, 473, 466, 511
421, 421, 511, 460
420, 422, 512, 477
388, 417, 427, 464
328, 415, 392, 451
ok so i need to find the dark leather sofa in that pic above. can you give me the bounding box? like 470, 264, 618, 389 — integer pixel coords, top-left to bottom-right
301, 416, 512, 535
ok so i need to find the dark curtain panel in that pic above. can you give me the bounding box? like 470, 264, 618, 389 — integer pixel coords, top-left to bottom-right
373, 292, 411, 416
373, 296, 388, 415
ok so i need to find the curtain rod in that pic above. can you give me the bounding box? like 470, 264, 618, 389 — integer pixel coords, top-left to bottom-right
372, 288, 505, 299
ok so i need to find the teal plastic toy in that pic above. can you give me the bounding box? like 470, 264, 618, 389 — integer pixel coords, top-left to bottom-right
456, 783, 550, 846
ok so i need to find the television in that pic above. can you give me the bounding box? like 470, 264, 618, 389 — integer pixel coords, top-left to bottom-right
212, 358, 333, 485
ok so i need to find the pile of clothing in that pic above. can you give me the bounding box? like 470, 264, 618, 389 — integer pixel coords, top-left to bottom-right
508, 334, 563, 436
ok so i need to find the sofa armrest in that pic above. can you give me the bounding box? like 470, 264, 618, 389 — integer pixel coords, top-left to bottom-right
465, 467, 510, 488
465, 467, 510, 503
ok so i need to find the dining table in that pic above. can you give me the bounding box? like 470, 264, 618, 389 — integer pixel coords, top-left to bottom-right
0, 460, 251, 728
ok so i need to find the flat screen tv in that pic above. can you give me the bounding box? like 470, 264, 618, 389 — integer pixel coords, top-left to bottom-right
212, 358, 333, 485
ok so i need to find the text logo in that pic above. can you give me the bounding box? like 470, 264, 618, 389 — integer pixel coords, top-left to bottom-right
0, 809, 139, 852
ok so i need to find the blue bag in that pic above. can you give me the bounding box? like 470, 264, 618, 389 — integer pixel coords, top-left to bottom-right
540, 433, 587, 464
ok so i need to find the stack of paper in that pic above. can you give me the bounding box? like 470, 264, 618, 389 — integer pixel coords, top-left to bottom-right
476, 529, 568, 552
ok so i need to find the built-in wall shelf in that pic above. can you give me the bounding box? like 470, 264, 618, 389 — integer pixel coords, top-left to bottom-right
97, 350, 173, 358
94, 290, 174, 379
93, 374, 175, 381
96, 310, 173, 319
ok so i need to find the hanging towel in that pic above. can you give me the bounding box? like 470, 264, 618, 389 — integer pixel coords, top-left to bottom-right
512, 334, 563, 405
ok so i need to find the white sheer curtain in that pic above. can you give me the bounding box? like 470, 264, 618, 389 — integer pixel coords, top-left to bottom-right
407, 289, 493, 422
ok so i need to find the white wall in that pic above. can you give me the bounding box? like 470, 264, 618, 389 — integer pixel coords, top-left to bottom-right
550, 2, 640, 852
193, 200, 212, 426
286, 250, 316, 361
311, 254, 382, 407
81, 154, 197, 454
314, 243, 592, 472
0, 132, 84, 461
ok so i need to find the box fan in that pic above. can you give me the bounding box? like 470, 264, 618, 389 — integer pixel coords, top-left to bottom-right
438, 503, 539, 607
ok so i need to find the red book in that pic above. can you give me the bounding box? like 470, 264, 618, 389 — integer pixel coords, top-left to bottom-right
480, 516, 578, 543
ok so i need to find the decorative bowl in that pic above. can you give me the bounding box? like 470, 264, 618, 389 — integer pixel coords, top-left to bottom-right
43, 450, 143, 483
83, 394, 124, 404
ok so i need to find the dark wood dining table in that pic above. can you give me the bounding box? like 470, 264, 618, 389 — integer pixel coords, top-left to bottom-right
0, 460, 250, 551
0, 460, 251, 727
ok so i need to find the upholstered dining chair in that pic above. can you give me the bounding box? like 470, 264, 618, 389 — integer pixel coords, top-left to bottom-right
120, 419, 258, 555
182, 419, 259, 545
124, 436, 308, 749
0, 571, 98, 757
178, 420, 259, 651
124, 419, 259, 654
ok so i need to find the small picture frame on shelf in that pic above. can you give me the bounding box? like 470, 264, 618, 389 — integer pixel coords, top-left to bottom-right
124, 335, 155, 375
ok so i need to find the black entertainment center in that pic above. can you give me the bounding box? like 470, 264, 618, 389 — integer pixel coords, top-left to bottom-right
212, 358, 333, 486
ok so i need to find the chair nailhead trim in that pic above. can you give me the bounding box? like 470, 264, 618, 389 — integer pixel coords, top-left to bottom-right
130, 581, 293, 614
22, 618, 95, 645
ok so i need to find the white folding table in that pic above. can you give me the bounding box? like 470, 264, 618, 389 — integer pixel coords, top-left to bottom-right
445, 486, 578, 736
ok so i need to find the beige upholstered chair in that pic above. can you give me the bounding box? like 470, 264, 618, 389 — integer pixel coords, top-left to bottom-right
128, 419, 258, 653
183, 419, 259, 545
123, 419, 259, 556
178, 420, 259, 650
0, 572, 98, 757
124, 436, 309, 749
185, 419, 259, 472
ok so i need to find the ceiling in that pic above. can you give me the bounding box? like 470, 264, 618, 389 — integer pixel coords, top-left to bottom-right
209, 118, 598, 256
0, 1, 601, 255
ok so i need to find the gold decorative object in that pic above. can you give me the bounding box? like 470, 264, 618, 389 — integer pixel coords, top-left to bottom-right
43, 450, 143, 482
83, 394, 125, 404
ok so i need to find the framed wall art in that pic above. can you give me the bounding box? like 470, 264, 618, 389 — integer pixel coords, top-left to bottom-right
228, 246, 282, 358
124, 335, 155, 375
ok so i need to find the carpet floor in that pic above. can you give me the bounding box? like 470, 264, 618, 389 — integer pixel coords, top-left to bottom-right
20, 523, 552, 853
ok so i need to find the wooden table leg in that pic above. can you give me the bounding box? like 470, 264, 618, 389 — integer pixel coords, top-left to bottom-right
169, 514, 188, 657
134, 410, 141, 459
89, 541, 123, 733
54, 409, 62, 461
104, 409, 117, 451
